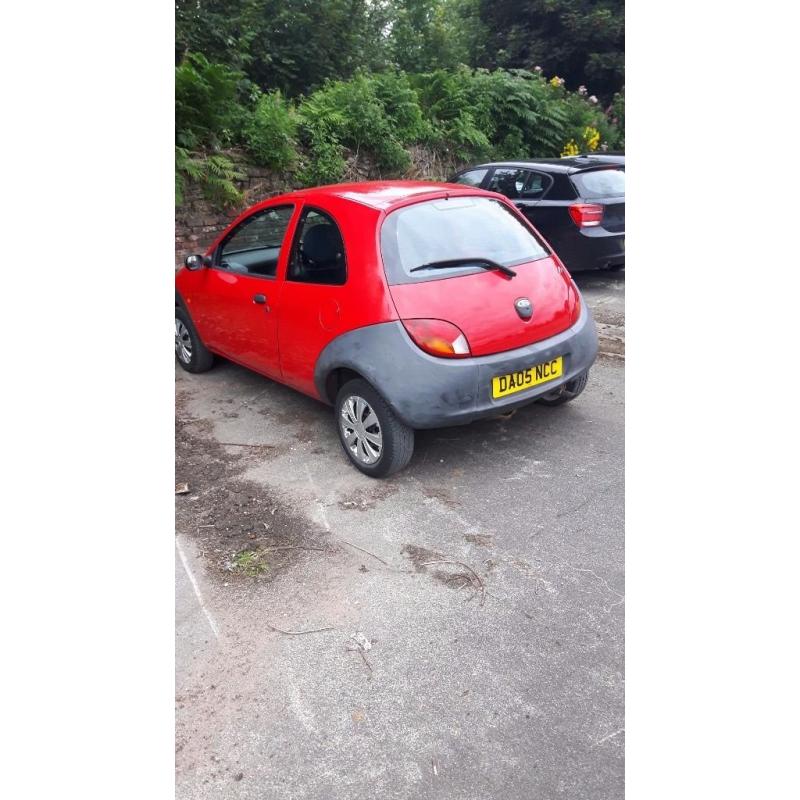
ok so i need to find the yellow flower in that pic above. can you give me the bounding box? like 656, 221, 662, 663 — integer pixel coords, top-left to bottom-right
561, 139, 579, 157
583, 126, 601, 151
549, 76, 562, 88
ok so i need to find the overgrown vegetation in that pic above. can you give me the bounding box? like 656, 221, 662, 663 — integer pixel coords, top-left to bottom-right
175, 1, 624, 207
230, 547, 269, 577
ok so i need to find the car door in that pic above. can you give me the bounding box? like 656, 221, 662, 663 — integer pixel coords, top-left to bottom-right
277, 206, 349, 397
487, 167, 569, 248
189, 204, 298, 380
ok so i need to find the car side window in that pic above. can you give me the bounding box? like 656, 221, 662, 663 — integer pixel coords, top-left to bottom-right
487, 168, 530, 200
452, 168, 488, 187
288, 208, 346, 286
218, 205, 294, 278
519, 171, 552, 199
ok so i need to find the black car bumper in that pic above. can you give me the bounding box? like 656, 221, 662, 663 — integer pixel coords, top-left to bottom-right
557, 227, 625, 272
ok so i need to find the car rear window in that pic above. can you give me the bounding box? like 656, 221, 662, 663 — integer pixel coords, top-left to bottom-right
571, 168, 625, 199
380, 196, 549, 285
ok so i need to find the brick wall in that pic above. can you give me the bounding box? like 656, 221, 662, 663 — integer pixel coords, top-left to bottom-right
175, 158, 293, 266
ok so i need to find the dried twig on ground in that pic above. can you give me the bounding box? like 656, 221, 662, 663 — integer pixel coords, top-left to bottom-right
265, 622, 334, 636
337, 538, 388, 566
420, 560, 487, 606
346, 632, 373, 674
358, 650, 372, 672
217, 442, 273, 449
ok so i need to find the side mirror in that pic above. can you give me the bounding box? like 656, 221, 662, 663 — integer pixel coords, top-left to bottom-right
184, 253, 211, 271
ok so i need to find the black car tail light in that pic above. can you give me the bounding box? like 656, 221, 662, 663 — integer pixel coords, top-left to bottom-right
568, 203, 604, 228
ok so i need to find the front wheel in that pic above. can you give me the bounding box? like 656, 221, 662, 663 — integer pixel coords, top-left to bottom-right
537, 370, 589, 407
335, 379, 414, 478
175, 306, 214, 373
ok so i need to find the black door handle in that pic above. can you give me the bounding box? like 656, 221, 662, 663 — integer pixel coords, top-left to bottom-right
253, 294, 267, 305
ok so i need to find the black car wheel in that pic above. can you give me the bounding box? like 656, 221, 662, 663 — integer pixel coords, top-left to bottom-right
175, 306, 214, 373
335, 379, 414, 478
537, 371, 589, 407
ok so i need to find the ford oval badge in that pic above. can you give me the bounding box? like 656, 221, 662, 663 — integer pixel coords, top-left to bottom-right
515, 297, 533, 320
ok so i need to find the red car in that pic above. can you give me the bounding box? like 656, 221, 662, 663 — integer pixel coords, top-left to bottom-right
176, 181, 598, 477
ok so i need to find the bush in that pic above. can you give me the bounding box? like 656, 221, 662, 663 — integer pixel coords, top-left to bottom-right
175, 148, 244, 207
175, 54, 624, 203
297, 73, 414, 185
411, 69, 490, 160
175, 53, 244, 149
468, 68, 568, 158
243, 91, 298, 171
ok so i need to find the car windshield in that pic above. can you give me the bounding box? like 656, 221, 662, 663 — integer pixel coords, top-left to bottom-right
571, 168, 625, 199
380, 196, 549, 284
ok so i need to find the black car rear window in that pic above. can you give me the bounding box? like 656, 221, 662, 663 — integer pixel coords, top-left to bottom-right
571, 168, 625, 199
380, 196, 549, 285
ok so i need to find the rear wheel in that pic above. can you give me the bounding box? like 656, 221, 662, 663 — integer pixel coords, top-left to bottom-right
537, 371, 589, 407
335, 379, 414, 478
175, 306, 214, 373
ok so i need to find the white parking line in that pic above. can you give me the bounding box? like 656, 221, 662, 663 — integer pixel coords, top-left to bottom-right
176, 536, 220, 639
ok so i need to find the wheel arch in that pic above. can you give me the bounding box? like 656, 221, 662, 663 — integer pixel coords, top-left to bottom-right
321, 366, 368, 406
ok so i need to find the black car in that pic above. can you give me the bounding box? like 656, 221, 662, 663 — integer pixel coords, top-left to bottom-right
449, 157, 625, 272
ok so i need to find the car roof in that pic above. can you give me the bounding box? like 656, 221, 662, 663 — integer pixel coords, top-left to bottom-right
468, 156, 624, 174
281, 180, 488, 211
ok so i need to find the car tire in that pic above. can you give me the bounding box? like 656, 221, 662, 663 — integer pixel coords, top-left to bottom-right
175, 305, 214, 373
335, 379, 414, 478
537, 370, 589, 407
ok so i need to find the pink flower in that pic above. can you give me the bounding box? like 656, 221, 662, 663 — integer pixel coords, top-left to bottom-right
534, 65, 543, 73
578, 85, 588, 95
589, 95, 598, 104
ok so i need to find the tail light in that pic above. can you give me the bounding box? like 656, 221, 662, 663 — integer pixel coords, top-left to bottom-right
402, 319, 470, 359
569, 203, 604, 228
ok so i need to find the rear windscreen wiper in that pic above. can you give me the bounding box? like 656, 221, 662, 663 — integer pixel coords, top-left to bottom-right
409, 257, 517, 278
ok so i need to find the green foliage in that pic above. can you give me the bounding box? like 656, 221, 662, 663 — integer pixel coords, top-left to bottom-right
411, 67, 579, 160
177, 0, 393, 96
243, 91, 298, 170
175, 0, 623, 101
175, 0, 625, 208
609, 90, 625, 147
230, 547, 269, 577
477, 0, 624, 102
469, 68, 568, 157
297, 73, 421, 185
557, 90, 615, 153
175, 53, 244, 149
388, 0, 483, 73
411, 69, 490, 160
370, 72, 433, 144
175, 147, 244, 208
174, 55, 623, 203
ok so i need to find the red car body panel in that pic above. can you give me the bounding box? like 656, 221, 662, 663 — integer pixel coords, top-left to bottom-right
176, 181, 579, 400
387, 255, 572, 357
276, 196, 398, 397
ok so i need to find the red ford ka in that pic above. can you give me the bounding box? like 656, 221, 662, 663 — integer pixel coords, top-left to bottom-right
176, 181, 598, 477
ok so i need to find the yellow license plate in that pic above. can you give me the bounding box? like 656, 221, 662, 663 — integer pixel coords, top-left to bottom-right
492, 356, 563, 399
